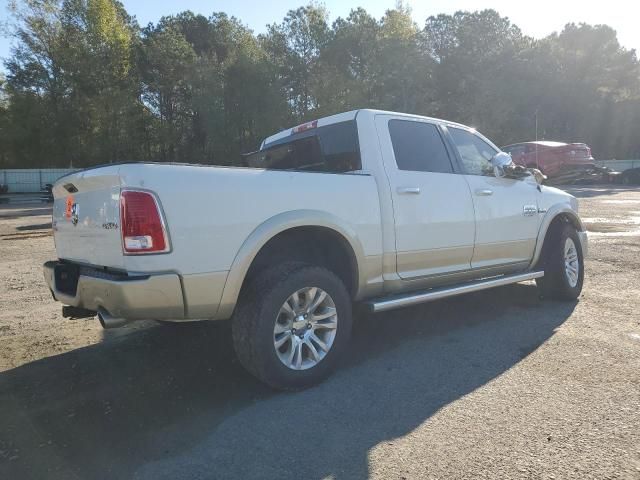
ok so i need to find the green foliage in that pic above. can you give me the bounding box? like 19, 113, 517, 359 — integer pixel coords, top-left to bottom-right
263, 3, 331, 118
1, 2, 639, 167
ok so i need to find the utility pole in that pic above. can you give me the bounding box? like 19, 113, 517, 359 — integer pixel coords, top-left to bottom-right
535, 108, 539, 170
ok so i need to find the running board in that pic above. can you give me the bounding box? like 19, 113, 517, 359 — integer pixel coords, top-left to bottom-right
368, 271, 544, 313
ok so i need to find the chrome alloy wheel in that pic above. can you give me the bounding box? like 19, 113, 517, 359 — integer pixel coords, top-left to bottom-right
564, 237, 580, 288
273, 287, 338, 370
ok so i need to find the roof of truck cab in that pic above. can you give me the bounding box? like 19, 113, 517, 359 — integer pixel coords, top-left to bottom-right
261, 109, 472, 147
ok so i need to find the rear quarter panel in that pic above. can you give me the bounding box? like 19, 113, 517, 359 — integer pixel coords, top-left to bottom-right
118, 164, 383, 277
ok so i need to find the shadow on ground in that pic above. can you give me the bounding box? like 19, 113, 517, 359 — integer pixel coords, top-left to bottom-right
15, 223, 52, 231
0, 284, 575, 480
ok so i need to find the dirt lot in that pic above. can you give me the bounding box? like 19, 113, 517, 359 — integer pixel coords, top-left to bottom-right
0, 186, 639, 480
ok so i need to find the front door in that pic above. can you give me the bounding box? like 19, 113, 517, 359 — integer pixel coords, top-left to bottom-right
375, 115, 476, 279
445, 126, 540, 269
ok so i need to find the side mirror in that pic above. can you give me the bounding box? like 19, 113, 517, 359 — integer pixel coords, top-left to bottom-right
490, 152, 514, 178
491, 152, 513, 168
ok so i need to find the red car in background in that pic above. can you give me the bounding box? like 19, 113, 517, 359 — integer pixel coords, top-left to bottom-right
502, 141, 596, 184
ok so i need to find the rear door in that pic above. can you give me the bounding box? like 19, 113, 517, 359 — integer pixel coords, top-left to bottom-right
375, 115, 475, 279
52, 166, 125, 268
445, 126, 540, 269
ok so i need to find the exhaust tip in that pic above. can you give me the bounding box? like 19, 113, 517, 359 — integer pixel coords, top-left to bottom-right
97, 308, 129, 329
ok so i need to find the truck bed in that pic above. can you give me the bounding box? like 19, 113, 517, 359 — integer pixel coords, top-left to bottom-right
52, 163, 383, 276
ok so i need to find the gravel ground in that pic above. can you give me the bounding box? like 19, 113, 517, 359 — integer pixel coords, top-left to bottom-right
0, 185, 638, 480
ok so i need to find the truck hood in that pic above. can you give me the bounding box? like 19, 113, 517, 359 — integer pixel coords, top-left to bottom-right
538, 185, 579, 214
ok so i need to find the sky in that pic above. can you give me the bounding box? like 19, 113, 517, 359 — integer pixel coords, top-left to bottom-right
1, 0, 639, 72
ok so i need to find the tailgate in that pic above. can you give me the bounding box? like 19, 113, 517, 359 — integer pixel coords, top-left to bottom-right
52, 166, 125, 269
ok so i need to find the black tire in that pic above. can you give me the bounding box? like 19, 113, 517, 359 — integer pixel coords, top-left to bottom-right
231, 262, 352, 390
536, 223, 584, 300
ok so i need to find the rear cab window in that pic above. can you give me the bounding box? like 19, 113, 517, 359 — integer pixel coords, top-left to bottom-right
242, 121, 361, 173
388, 120, 453, 173
504, 144, 526, 157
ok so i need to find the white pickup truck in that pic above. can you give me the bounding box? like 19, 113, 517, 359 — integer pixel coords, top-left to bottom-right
44, 109, 587, 389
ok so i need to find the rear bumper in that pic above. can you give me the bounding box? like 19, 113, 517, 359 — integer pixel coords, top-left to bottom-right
43, 261, 185, 321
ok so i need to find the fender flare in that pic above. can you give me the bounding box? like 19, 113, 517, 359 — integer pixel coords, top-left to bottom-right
215, 210, 366, 319
530, 204, 585, 268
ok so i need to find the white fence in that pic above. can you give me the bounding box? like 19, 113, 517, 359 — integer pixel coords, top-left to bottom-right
0, 169, 78, 193
595, 159, 640, 171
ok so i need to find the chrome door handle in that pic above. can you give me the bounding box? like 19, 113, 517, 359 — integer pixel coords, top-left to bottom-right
475, 189, 493, 196
397, 187, 421, 195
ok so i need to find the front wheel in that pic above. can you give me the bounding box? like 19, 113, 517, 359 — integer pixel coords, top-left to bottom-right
536, 224, 584, 300
232, 263, 352, 390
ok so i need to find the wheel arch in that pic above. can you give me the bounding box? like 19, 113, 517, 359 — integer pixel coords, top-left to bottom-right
530, 205, 585, 269
216, 210, 366, 319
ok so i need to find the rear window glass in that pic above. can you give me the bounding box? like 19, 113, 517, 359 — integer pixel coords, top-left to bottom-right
504, 145, 526, 156
242, 121, 361, 172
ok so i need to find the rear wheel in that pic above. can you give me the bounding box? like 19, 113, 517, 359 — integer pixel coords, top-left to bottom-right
232, 263, 352, 390
536, 224, 584, 300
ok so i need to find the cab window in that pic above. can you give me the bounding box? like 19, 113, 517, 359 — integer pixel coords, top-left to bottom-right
242, 121, 361, 173
449, 127, 498, 176
388, 120, 453, 173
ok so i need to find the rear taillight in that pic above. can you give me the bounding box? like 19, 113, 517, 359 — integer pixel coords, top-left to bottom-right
120, 190, 170, 254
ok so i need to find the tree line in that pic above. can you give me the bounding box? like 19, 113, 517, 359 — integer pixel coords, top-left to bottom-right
1, 0, 639, 168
